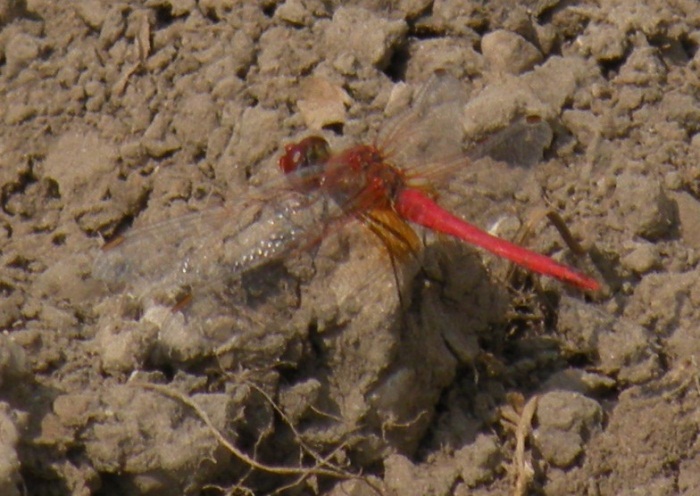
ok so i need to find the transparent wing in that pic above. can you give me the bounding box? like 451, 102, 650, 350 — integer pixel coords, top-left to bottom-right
93, 167, 344, 303
94, 207, 231, 292
92, 162, 370, 366
377, 71, 470, 178
378, 73, 555, 187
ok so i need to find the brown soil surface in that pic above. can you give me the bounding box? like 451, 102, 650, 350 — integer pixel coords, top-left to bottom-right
1, 1, 700, 495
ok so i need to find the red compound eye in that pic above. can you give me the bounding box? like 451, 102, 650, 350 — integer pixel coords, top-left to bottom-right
278, 136, 331, 174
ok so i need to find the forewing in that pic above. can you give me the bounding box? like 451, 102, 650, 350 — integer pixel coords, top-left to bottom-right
94, 206, 234, 296
378, 74, 556, 189
377, 71, 470, 178
93, 169, 343, 305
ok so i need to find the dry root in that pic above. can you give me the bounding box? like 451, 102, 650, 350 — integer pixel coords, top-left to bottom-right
131, 380, 382, 495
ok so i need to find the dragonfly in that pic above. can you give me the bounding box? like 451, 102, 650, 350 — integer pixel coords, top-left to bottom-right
94, 72, 599, 332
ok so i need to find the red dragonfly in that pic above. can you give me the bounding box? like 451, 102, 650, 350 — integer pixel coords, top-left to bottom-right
95, 72, 598, 317
278, 78, 599, 292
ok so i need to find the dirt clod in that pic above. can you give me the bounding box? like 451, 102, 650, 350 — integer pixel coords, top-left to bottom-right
2, 0, 699, 494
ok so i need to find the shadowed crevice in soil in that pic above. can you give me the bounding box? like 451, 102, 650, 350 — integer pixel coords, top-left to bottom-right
1, 0, 700, 495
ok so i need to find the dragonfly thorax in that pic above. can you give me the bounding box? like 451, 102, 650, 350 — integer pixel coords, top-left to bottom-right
322, 144, 405, 212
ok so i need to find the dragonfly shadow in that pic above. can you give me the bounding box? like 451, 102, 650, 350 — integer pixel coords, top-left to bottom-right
468, 115, 554, 170
414, 238, 512, 364
92, 254, 309, 377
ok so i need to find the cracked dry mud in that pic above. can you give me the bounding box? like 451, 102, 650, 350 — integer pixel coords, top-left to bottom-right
1, 1, 700, 495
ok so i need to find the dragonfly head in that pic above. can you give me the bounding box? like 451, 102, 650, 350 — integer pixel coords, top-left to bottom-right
279, 136, 331, 174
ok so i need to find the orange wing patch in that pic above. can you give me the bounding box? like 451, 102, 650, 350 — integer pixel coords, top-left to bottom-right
361, 208, 421, 261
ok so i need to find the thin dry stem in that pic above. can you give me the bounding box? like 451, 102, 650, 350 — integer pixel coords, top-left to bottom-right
131, 382, 348, 479
132, 380, 383, 495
